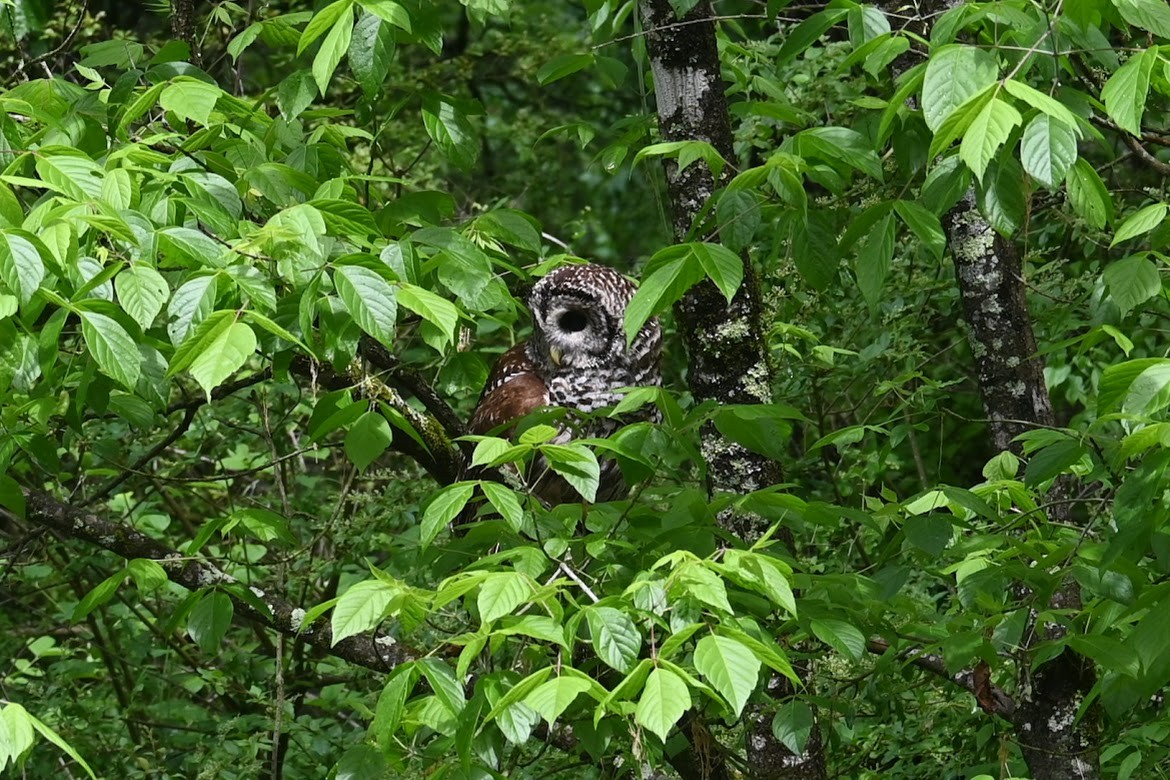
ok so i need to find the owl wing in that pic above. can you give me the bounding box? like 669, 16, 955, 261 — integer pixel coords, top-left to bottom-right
469, 343, 551, 435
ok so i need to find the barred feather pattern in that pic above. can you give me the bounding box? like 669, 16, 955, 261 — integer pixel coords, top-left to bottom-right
470, 263, 662, 504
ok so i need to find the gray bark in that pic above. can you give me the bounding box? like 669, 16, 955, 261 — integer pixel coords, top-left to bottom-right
639, 3, 824, 778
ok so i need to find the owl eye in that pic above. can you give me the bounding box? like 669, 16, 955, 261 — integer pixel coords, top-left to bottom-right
558, 310, 589, 333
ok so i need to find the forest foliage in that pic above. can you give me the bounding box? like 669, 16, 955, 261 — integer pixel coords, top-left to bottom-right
1, 0, 1169, 778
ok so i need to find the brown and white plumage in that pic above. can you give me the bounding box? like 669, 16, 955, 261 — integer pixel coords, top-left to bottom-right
470, 263, 662, 503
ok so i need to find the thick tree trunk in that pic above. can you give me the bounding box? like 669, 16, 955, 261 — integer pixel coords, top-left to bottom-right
945, 193, 1059, 453
170, 0, 201, 64
944, 194, 1100, 778
639, 3, 825, 778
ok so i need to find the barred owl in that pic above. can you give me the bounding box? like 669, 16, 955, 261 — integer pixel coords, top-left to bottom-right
470, 263, 662, 503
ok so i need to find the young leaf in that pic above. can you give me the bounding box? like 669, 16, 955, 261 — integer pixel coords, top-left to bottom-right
478, 571, 531, 624
623, 251, 704, 345
420, 482, 476, 548
959, 97, 1021, 182
159, 80, 221, 126
635, 667, 691, 742
694, 634, 761, 717
398, 283, 459, 345
313, 3, 354, 93
691, 242, 743, 303
331, 580, 395, 644
541, 444, 601, 503
523, 677, 592, 725
345, 410, 393, 470
187, 321, 257, 399
1110, 202, 1168, 247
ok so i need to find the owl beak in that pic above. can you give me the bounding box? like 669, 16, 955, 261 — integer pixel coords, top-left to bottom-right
549, 345, 562, 366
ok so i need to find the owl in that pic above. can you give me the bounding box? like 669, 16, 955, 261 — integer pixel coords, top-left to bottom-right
469, 263, 662, 503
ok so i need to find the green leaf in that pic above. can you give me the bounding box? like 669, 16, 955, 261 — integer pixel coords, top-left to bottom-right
358, 0, 411, 30
313, 3, 354, 93
187, 591, 234, 654
331, 580, 394, 644
694, 634, 760, 717
1105, 253, 1162, 316
299, 0, 354, 55
623, 249, 704, 345
716, 190, 760, 254
635, 667, 691, 742
3, 701, 35, 766
127, 558, 169, 591
893, 200, 946, 260
523, 676, 592, 725
0, 231, 44, 305
309, 199, 379, 237
1066, 158, 1113, 229
421, 94, 479, 170
26, 710, 98, 780
187, 320, 257, 399
976, 157, 1026, 237
73, 567, 129, 620
276, 70, 318, 119
159, 80, 221, 126
772, 700, 815, 756
1001, 79, 1081, 129
1024, 439, 1086, 485
921, 44, 998, 132
712, 404, 797, 461
167, 275, 217, 346
116, 265, 170, 330
904, 514, 953, 556
398, 283, 459, 345
1020, 114, 1077, 189
81, 312, 141, 390
1111, 203, 1168, 247
854, 212, 895, 306
776, 8, 849, 65
420, 482, 476, 548
959, 97, 1021, 182
537, 53, 594, 85
791, 211, 840, 289
541, 443, 601, 503
478, 572, 531, 624
1098, 358, 1169, 413
587, 606, 642, 674
334, 264, 398, 344
1100, 47, 1157, 136
1113, 0, 1170, 38
350, 12, 394, 99
345, 410, 393, 470
809, 618, 866, 661
691, 243, 743, 303
480, 481, 524, 531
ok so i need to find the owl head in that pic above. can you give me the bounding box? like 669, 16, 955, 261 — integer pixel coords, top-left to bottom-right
526, 263, 656, 375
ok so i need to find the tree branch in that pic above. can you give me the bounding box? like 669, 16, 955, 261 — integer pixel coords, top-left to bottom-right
19, 489, 420, 673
